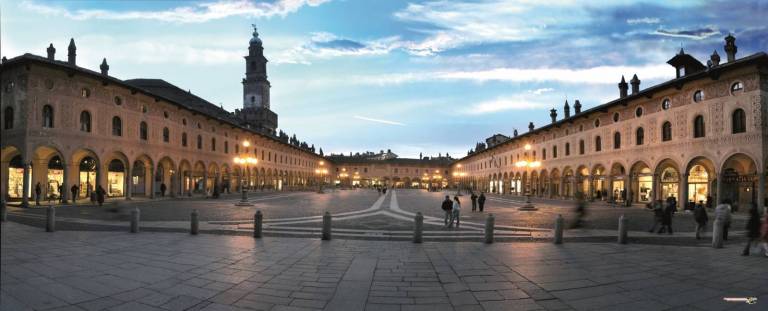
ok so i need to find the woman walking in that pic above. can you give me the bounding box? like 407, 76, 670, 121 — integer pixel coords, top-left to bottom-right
693, 200, 708, 239
448, 196, 461, 228
742, 203, 761, 256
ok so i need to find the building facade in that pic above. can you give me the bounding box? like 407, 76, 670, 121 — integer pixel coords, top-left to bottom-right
1, 32, 325, 207
453, 35, 767, 210
326, 155, 453, 188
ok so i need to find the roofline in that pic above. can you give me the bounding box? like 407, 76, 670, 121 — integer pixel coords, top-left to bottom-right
456, 52, 768, 163
0, 53, 322, 158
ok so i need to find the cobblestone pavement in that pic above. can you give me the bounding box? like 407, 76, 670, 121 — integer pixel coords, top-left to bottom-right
5, 189, 751, 244
1, 222, 766, 311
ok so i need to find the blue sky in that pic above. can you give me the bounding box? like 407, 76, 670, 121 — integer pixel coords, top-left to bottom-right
2, 0, 766, 158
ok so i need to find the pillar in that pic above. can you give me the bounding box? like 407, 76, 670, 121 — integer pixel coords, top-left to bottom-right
588, 176, 595, 200
606, 175, 613, 203
559, 177, 565, 199
203, 170, 208, 195
624, 174, 631, 206
60, 161, 69, 203
125, 162, 132, 200
715, 172, 723, 206
652, 173, 660, 201
149, 165, 156, 199
21, 161, 30, 207
680, 174, 689, 206
757, 173, 765, 210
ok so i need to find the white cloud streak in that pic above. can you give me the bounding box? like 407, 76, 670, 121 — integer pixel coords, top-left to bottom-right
626, 17, 660, 25
20, 0, 329, 23
530, 88, 554, 95
275, 32, 403, 64
353, 116, 406, 126
465, 97, 550, 115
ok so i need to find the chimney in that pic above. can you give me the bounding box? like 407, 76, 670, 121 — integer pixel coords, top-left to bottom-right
724, 34, 737, 62
618, 75, 628, 98
710, 50, 721, 66
630, 74, 640, 94
574, 100, 582, 114
513, 129, 518, 137
67, 38, 76, 65
46, 43, 56, 60
563, 100, 570, 118
528, 122, 534, 132
100, 58, 109, 75
549, 108, 557, 123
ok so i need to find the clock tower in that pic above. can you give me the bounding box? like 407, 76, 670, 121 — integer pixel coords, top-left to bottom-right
238, 25, 277, 135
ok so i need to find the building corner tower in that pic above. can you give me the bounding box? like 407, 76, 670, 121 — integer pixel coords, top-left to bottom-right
238, 25, 278, 135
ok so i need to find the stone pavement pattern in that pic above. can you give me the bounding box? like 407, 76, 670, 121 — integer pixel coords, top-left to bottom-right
2, 222, 766, 311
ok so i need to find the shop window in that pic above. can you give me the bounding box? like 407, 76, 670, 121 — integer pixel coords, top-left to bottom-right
80, 111, 91, 132
662, 122, 672, 141
732, 109, 746, 133
693, 115, 705, 138
42, 105, 54, 128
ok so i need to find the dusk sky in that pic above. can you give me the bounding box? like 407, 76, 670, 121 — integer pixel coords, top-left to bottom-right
2, 0, 766, 158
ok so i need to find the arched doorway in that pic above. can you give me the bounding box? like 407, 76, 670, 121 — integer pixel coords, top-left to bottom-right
576, 166, 589, 197
78, 156, 98, 199
46, 156, 65, 200
562, 167, 574, 199
107, 159, 126, 197
655, 159, 680, 202
720, 153, 757, 210
630, 161, 653, 204
610, 163, 626, 203
132, 160, 147, 196
531, 171, 539, 196
7, 154, 28, 199
550, 169, 560, 197
686, 157, 715, 206
539, 169, 548, 197
591, 165, 607, 200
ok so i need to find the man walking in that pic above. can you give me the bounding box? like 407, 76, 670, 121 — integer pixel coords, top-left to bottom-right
35, 182, 42, 206
71, 184, 79, 203
742, 203, 761, 256
96, 185, 105, 206
160, 183, 167, 197
658, 200, 675, 234
715, 199, 733, 241
478, 192, 486, 212
470, 192, 478, 212
448, 196, 461, 228
441, 195, 453, 227
693, 200, 708, 239
648, 200, 663, 232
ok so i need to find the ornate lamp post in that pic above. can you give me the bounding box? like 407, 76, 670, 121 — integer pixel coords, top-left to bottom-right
453, 164, 466, 196
315, 161, 328, 193
234, 141, 257, 206
516, 144, 541, 211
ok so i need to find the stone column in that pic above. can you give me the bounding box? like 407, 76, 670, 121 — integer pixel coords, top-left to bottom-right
21, 161, 30, 207
624, 174, 632, 206
680, 174, 689, 206
125, 162, 132, 200
571, 178, 578, 199
588, 176, 595, 200
203, 170, 208, 195
715, 172, 723, 206
149, 165, 156, 199
652, 173, 660, 201
757, 173, 765, 210
606, 175, 613, 203
559, 177, 565, 199
60, 161, 69, 203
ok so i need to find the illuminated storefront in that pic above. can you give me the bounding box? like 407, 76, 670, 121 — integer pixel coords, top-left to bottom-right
687, 165, 709, 203
46, 156, 64, 199
107, 159, 125, 197
660, 167, 679, 201
79, 157, 97, 198
7, 155, 29, 199
635, 167, 653, 203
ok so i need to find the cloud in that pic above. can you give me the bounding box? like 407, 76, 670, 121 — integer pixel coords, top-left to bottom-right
626, 17, 660, 25
20, 0, 330, 23
529, 88, 554, 95
274, 32, 402, 64
350, 64, 672, 85
653, 27, 720, 40
464, 97, 550, 115
353, 116, 406, 126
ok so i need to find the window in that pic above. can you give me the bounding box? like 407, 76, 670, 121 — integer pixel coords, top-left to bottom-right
80, 111, 91, 132
553, 146, 558, 158
732, 109, 746, 133
114, 96, 122, 105
224, 141, 229, 154
163, 127, 170, 143
662, 122, 672, 141
635, 107, 643, 117
182, 118, 187, 126
197, 135, 202, 149
235, 144, 239, 153
693, 115, 705, 138
661, 98, 671, 110
730, 81, 743, 94
81, 88, 90, 98
693, 90, 704, 103
211, 138, 216, 151
594, 118, 600, 128
613, 132, 621, 149
112, 116, 122, 136
163, 111, 169, 119
579, 140, 585, 155
595, 136, 602, 151
542, 148, 547, 160
42, 105, 54, 128
636, 127, 644, 145
140, 122, 148, 140
182, 132, 188, 147
677, 67, 685, 77
613, 112, 620, 122
4, 106, 13, 129
142, 105, 148, 113
565, 143, 570, 156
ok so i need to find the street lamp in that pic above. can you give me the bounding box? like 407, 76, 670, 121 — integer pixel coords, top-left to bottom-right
234, 141, 257, 206
516, 144, 540, 211
315, 161, 327, 193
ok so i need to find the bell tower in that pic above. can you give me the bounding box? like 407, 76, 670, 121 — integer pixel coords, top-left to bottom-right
237, 25, 278, 135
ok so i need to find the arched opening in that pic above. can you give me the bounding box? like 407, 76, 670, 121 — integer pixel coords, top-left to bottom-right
112, 116, 122, 136
592, 165, 606, 200
550, 169, 561, 197
630, 161, 653, 204
720, 153, 757, 210
635, 127, 644, 145
655, 159, 680, 202
562, 167, 574, 198
6, 154, 28, 199
132, 160, 147, 196
610, 163, 626, 203
78, 156, 98, 199
107, 159, 126, 197
577, 166, 589, 196
42, 105, 54, 128
46, 156, 64, 200
662, 121, 672, 141
693, 115, 705, 138
686, 157, 716, 205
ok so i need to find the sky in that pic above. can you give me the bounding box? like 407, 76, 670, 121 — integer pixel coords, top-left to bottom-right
2, 0, 766, 158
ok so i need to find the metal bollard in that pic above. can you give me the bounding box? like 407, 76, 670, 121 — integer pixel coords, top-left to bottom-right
46, 206, 55, 232
553, 214, 564, 244
321, 212, 332, 240
254, 210, 263, 238
712, 219, 724, 248
130, 208, 140, 233
190, 209, 199, 235
617, 215, 628, 244
413, 212, 423, 243
484, 214, 495, 244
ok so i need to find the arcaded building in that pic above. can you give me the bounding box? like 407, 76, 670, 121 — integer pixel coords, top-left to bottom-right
326, 152, 453, 188
1, 28, 326, 207
453, 35, 767, 210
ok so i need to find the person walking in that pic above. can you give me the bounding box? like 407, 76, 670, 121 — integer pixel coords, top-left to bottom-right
160, 183, 167, 197
34, 182, 42, 206
693, 200, 708, 239
58, 184, 64, 203
742, 203, 761, 256
648, 200, 663, 233
448, 196, 461, 228
71, 184, 79, 203
470, 192, 478, 212
715, 199, 733, 241
572, 192, 587, 228
441, 195, 453, 227
658, 199, 675, 234
761, 205, 768, 257
96, 185, 105, 206
478, 192, 486, 212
